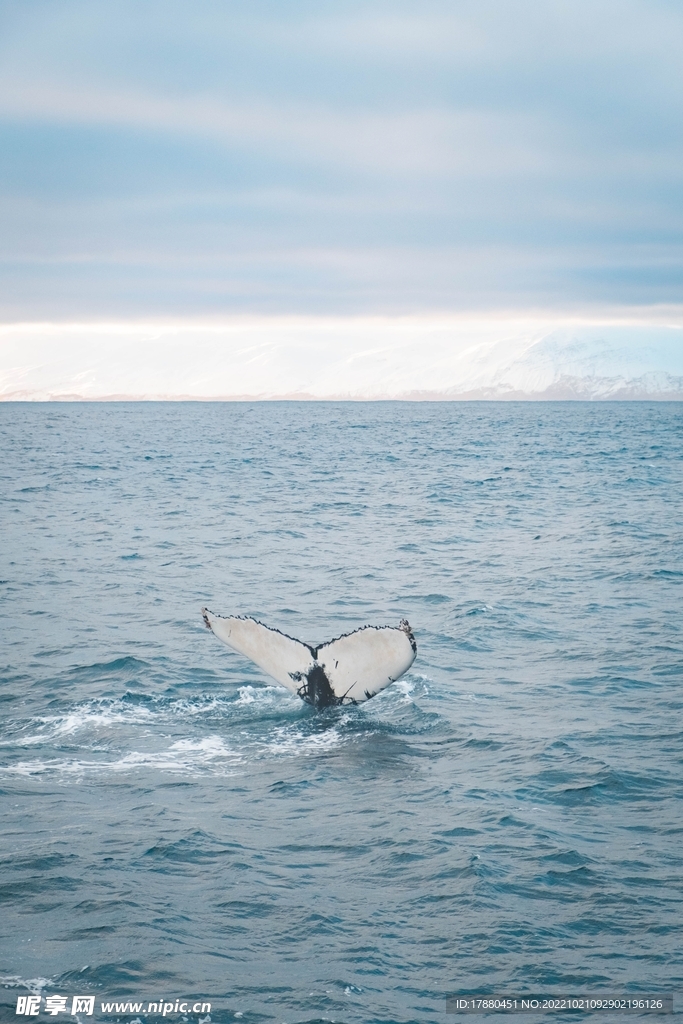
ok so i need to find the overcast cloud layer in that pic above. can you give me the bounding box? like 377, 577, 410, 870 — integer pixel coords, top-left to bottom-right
1, 0, 683, 319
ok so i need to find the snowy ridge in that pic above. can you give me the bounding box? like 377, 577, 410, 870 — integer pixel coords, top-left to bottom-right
1, 319, 682, 401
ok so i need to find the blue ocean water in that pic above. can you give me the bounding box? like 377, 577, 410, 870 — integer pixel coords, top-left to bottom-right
1, 401, 682, 1024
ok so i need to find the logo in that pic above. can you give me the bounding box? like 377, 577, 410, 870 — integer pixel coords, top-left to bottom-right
15, 996, 94, 1016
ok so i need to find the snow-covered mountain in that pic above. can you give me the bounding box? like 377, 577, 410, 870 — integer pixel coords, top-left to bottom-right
430, 326, 683, 400
1, 319, 682, 400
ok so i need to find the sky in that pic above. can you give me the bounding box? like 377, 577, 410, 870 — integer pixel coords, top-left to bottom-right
1, 1, 682, 396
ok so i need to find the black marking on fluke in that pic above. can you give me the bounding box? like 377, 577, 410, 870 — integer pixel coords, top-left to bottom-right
300, 664, 341, 709
290, 664, 356, 709
400, 618, 417, 653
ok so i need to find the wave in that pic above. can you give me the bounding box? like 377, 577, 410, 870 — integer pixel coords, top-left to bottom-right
0, 736, 241, 780
0, 672, 435, 782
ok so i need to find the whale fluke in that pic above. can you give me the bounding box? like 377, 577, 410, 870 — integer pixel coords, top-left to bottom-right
202, 609, 417, 708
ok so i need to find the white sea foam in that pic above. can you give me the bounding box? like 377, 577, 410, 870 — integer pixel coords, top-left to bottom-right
111, 736, 242, 774
7, 700, 156, 747
166, 695, 240, 716
235, 684, 287, 707
6, 691, 299, 753
0, 721, 357, 779
0, 975, 52, 994
0, 735, 242, 780
394, 678, 417, 703
261, 723, 344, 758
0, 758, 90, 778
380, 674, 429, 707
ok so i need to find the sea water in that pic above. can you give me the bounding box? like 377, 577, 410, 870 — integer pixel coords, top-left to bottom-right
1, 401, 682, 1023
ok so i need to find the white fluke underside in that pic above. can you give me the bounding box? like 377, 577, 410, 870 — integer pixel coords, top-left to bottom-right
202, 610, 417, 707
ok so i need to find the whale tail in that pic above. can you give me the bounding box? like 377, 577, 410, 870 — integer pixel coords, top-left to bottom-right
201, 609, 416, 708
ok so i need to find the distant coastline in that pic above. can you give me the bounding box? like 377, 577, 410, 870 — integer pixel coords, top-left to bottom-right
3, 393, 683, 402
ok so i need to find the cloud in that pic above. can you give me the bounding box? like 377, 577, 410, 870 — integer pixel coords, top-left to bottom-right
0, 83, 557, 182
0, 1, 682, 316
